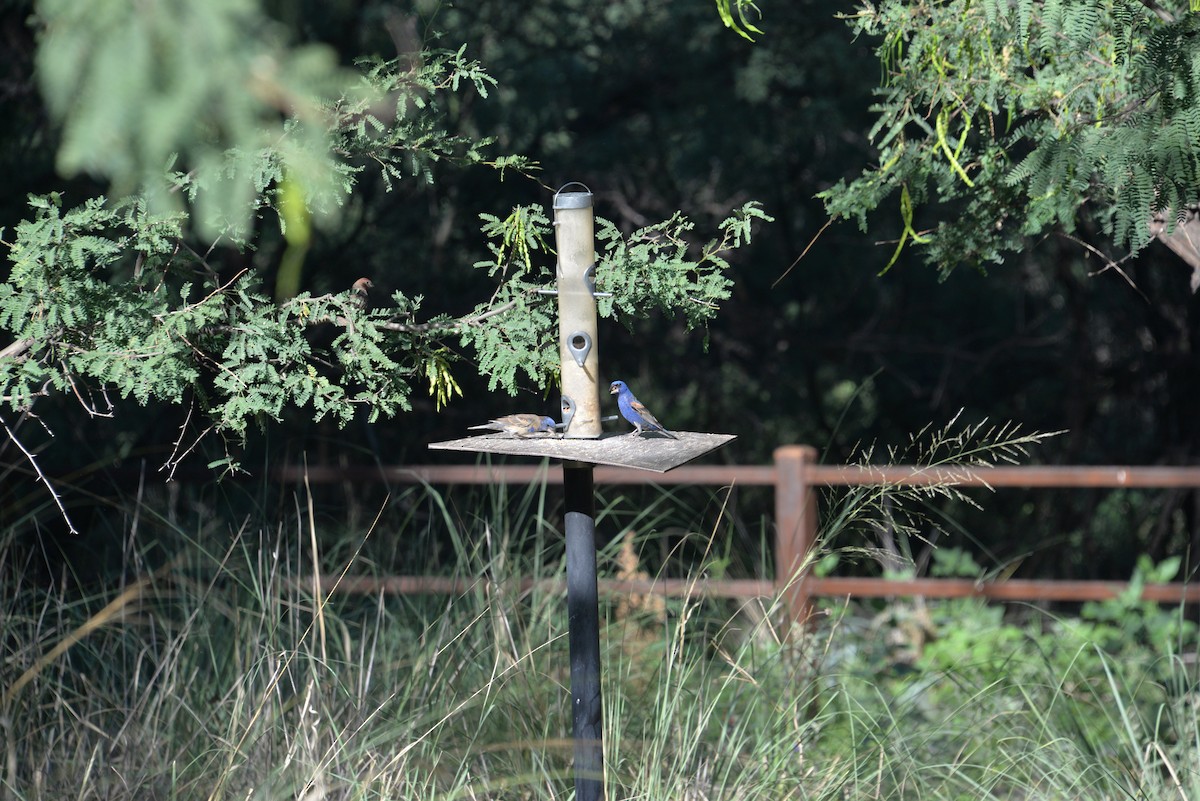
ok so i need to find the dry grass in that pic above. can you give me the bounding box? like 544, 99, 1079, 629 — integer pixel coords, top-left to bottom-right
1, 470, 1197, 800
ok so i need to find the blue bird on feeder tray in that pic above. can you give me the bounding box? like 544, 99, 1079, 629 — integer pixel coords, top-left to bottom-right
469, 413, 558, 438
609, 380, 677, 439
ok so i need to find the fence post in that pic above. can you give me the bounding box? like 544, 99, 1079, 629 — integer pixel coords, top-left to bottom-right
774, 445, 819, 635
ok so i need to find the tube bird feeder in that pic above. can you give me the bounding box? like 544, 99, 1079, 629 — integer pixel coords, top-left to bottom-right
554, 185, 603, 438
429, 184, 736, 801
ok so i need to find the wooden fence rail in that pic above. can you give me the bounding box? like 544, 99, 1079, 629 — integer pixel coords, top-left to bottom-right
276, 445, 1200, 628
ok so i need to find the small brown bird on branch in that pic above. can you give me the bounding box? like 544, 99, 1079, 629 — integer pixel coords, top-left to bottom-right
349, 277, 373, 310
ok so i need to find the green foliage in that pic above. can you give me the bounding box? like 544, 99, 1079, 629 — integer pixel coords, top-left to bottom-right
715, 0, 765, 40
597, 202, 774, 332
1, 195, 198, 411
822, 0, 1200, 272
2, 2, 769, 475
341, 48, 510, 191
913, 553, 1196, 683
457, 202, 772, 393
35, 0, 353, 239
1078, 554, 1196, 657
817, 536, 1200, 801
1, 194, 417, 468
33, 0, 523, 240
6, 178, 760, 463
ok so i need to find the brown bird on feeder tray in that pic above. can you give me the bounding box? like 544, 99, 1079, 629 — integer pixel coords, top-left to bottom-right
469, 414, 558, 438
349, 277, 373, 310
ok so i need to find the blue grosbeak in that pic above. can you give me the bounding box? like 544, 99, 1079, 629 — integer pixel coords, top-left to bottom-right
609, 380, 677, 439
469, 413, 557, 438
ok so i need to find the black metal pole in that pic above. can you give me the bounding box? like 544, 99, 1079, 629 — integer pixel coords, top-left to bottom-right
563, 461, 604, 801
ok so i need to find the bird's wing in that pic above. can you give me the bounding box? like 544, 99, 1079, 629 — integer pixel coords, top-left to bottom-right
471, 414, 525, 430
630, 399, 662, 427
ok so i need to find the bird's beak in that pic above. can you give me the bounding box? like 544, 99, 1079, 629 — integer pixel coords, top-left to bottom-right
609, 385, 618, 394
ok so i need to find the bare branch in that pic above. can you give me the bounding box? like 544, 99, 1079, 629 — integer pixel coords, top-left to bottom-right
163, 421, 215, 481
773, 218, 833, 289
0, 338, 31, 361
162, 395, 198, 479
0, 412, 79, 535
156, 268, 249, 320
1138, 0, 1176, 24
1054, 232, 1149, 303
64, 369, 115, 418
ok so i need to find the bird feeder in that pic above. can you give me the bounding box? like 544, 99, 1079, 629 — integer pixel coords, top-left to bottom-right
429, 183, 735, 801
554, 185, 603, 438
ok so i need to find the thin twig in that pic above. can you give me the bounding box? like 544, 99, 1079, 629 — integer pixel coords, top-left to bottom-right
772, 218, 833, 289
452, 297, 521, 329
155, 267, 249, 320
1054, 232, 1148, 302
178, 239, 222, 279
162, 396, 209, 479
0, 412, 78, 535
64, 370, 114, 418
324, 296, 524, 334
